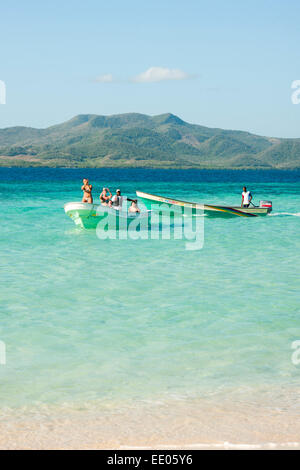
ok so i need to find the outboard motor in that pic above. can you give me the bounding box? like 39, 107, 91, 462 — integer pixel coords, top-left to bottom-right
259, 200, 272, 211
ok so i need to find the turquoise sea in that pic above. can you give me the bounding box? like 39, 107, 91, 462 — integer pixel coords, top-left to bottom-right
0, 168, 299, 416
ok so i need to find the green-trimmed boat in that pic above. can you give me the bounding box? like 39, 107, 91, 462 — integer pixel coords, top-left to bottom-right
64, 202, 151, 229
136, 191, 272, 218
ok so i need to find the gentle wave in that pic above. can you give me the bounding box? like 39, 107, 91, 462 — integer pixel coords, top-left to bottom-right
121, 442, 300, 450
269, 212, 300, 217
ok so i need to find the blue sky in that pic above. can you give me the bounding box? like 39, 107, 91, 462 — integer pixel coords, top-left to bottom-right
0, 0, 300, 137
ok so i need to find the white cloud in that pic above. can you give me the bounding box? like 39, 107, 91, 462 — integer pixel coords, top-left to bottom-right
133, 66, 190, 83
95, 74, 114, 83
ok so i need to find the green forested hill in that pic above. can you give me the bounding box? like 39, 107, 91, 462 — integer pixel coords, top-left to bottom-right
0, 113, 299, 168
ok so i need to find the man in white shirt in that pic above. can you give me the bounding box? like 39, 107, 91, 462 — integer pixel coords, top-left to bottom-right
241, 186, 252, 208
111, 189, 123, 210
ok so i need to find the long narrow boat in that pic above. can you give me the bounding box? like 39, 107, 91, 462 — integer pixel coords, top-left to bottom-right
64, 202, 151, 229
136, 191, 272, 218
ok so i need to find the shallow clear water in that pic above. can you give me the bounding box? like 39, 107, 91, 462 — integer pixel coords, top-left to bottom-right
0, 168, 299, 410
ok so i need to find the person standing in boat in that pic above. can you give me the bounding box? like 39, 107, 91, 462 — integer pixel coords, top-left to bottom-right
81, 178, 93, 204
241, 186, 252, 208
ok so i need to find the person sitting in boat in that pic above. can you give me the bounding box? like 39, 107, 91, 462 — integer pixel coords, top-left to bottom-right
241, 186, 252, 208
81, 178, 93, 204
128, 199, 140, 214
99, 187, 112, 205
110, 189, 123, 210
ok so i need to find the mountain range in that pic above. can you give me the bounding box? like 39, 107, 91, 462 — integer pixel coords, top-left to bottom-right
0, 112, 299, 169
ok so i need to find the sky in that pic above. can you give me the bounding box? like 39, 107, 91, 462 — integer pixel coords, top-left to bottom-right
0, 0, 300, 137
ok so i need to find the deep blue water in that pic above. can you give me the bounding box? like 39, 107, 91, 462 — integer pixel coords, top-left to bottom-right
1, 167, 300, 183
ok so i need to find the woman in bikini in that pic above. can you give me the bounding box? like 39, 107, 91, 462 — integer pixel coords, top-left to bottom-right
81, 179, 93, 204
99, 187, 112, 206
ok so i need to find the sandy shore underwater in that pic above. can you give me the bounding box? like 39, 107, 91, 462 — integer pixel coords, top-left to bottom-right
0, 395, 299, 450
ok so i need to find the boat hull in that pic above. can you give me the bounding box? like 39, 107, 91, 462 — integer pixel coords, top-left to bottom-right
64, 202, 150, 229
136, 191, 271, 218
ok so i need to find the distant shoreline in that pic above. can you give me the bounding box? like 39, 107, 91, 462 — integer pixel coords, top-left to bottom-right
0, 164, 300, 171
